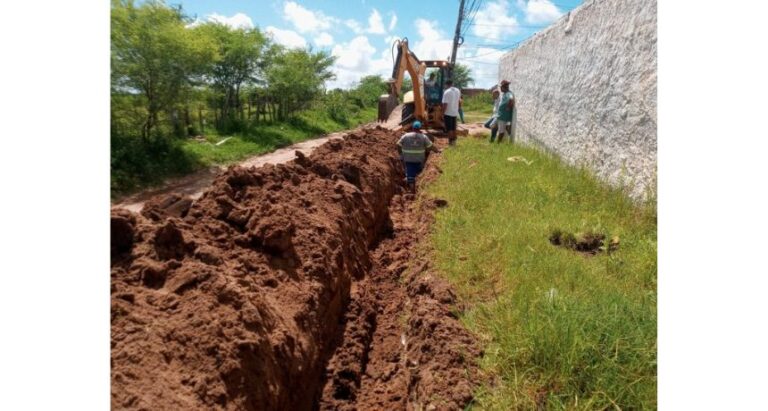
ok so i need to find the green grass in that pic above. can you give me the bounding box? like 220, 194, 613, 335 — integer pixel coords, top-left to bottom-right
111, 107, 376, 197
182, 109, 373, 165
425, 137, 656, 410
463, 92, 494, 116
462, 92, 494, 124
463, 112, 491, 124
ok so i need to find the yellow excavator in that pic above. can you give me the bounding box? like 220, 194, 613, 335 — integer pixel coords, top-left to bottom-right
378, 38, 453, 132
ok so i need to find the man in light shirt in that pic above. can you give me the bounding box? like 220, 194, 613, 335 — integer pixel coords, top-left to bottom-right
441, 79, 461, 146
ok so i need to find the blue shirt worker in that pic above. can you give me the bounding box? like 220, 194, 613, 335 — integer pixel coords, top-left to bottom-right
496, 79, 516, 143
397, 121, 440, 192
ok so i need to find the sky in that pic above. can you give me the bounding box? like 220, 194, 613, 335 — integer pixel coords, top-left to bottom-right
175, 0, 585, 89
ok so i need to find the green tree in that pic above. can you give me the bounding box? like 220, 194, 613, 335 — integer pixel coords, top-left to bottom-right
111, 0, 215, 139
196, 23, 269, 130
349, 75, 388, 108
401, 76, 413, 94
451, 63, 475, 89
323, 89, 357, 124
266, 48, 335, 120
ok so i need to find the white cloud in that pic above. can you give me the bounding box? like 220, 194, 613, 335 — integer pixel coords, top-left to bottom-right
332, 35, 376, 70
411, 19, 453, 61
327, 35, 391, 89
457, 47, 505, 89
345, 19, 364, 34
523, 0, 563, 24
472, 0, 519, 42
282, 1, 336, 33
367, 9, 386, 34
192, 12, 254, 29
314, 32, 334, 47
265, 26, 307, 49
388, 12, 398, 31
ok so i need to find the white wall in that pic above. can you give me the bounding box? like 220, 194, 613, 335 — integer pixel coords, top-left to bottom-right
500, 0, 656, 200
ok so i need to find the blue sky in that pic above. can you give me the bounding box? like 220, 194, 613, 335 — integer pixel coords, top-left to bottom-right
176, 0, 584, 88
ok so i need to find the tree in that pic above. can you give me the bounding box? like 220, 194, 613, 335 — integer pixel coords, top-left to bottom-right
266, 48, 335, 120
451, 63, 475, 89
111, 0, 215, 139
196, 23, 268, 130
349, 75, 388, 108
401, 76, 413, 94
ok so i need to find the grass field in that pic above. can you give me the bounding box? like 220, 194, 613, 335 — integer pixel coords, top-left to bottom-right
425, 136, 657, 410
182, 108, 376, 165
462, 92, 494, 124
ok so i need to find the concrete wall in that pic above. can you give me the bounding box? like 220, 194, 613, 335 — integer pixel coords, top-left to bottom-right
499, 0, 656, 200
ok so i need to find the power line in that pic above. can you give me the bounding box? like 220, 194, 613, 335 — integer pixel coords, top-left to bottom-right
463, 32, 538, 40
456, 0, 582, 72
456, 0, 584, 67
461, 0, 476, 30
463, 48, 513, 59
462, 44, 518, 49
460, 0, 483, 36
469, 23, 548, 28
459, 59, 499, 65
461, 0, 480, 29
450, 0, 467, 67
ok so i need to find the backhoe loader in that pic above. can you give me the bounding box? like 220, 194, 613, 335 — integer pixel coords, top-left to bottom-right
377, 38, 453, 132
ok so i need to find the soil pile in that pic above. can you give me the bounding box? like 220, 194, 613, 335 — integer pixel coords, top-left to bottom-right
111, 126, 480, 410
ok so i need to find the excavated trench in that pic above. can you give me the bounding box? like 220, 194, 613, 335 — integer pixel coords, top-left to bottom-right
111, 126, 480, 410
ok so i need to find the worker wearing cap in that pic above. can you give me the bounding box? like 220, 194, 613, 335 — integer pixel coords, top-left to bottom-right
496, 80, 516, 143
397, 121, 440, 192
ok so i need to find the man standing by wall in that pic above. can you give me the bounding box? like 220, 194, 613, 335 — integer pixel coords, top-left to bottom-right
496, 80, 515, 143
484, 88, 501, 142
442, 79, 461, 146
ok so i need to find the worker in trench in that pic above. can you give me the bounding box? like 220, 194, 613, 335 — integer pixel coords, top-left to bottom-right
397, 120, 441, 193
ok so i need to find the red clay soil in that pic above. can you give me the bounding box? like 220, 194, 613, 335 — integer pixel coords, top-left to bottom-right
111, 126, 481, 410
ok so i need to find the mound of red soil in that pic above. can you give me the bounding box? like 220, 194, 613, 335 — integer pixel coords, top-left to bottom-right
111, 126, 481, 410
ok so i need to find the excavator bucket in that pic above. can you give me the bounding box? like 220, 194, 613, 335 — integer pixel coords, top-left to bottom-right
377, 93, 397, 122
378, 79, 399, 122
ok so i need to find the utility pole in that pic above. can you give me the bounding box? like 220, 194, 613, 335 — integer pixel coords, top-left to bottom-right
449, 0, 466, 79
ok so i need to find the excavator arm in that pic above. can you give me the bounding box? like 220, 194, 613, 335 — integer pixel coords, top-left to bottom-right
378, 39, 426, 125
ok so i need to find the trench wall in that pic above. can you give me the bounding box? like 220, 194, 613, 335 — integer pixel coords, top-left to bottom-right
499, 0, 656, 200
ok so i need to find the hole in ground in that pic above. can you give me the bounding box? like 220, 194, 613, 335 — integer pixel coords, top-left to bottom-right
548, 228, 619, 255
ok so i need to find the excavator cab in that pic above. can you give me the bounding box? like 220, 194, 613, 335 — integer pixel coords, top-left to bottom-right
423, 67, 446, 105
